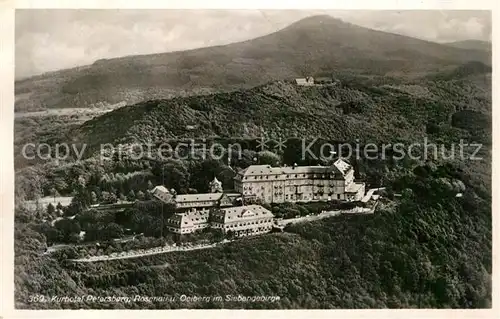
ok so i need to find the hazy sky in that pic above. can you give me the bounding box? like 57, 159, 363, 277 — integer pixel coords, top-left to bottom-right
15, 10, 491, 79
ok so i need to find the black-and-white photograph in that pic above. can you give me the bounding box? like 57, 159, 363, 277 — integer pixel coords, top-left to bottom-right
11, 8, 492, 310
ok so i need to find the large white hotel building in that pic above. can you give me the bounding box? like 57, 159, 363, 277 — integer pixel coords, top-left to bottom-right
233, 159, 365, 204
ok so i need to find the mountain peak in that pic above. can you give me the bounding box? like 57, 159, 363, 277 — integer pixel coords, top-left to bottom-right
285, 14, 349, 30
15, 14, 491, 112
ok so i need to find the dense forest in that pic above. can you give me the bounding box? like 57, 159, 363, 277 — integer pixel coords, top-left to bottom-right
72, 67, 491, 152
14, 63, 491, 309
15, 64, 492, 202
14, 160, 491, 309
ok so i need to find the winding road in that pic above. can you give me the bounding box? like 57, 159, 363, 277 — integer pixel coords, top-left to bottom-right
70, 240, 233, 262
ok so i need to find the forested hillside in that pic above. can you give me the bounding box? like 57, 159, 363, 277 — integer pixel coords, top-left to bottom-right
15, 161, 491, 309
14, 59, 492, 309
74, 65, 491, 151
15, 65, 492, 204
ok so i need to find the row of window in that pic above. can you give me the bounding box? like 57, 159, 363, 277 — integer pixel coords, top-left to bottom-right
177, 201, 215, 207
244, 173, 342, 180
168, 224, 274, 235
242, 182, 345, 190
285, 194, 342, 200
167, 217, 208, 225
233, 227, 272, 233
212, 219, 273, 228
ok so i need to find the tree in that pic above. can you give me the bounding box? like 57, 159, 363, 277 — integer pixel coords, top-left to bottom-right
136, 190, 145, 200
101, 191, 117, 204
190, 159, 226, 192
235, 149, 257, 168
54, 218, 81, 243
103, 223, 124, 240
226, 230, 235, 240
257, 150, 281, 166
76, 175, 86, 189
53, 178, 69, 194
154, 160, 190, 193
56, 202, 63, 211
91, 191, 98, 204
46, 203, 56, 218
147, 180, 154, 190
213, 229, 224, 242
127, 190, 136, 202
49, 187, 59, 201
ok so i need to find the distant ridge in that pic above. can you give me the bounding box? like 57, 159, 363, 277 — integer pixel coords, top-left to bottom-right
15, 15, 491, 112
443, 40, 491, 52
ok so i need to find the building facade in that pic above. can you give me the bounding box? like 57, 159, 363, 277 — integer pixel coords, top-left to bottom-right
211, 205, 275, 237
153, 177, 243, 235
295, 76, 315, 86
151, 178, 239, 214
234, 159, 365, 204
166, 210, 210, 234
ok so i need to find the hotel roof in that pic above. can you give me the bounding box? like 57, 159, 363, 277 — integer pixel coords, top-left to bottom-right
345, 182, 365, 194
238, 159, 353, 177
175, 192, 241, 203
151, 185, 169, 193
332, 159, 352, 176
176, 193, 223, 203
214, 204, 274, 223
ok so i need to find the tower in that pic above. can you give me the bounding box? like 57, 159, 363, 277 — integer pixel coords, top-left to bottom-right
209, 177, 223, 193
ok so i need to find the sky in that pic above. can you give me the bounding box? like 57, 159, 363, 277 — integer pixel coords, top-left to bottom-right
15, 10, 492, 79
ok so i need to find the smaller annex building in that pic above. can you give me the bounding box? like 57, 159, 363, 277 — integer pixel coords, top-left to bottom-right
211, 205, 275, 237
152, 177, 275, 236
151, 177, 240, 214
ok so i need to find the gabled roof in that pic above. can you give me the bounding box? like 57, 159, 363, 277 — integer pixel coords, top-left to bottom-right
281, 165, 333, 175
210, 177, 221, 184
168, 210, 210, 228
175, 193, 224, 203
345, 182, 364, 194
219, 193, 234, 207
214, 204, 274, 223
151, 185, 169, 193
238, 162, 351, 178
332, 159, 352, 176
239, 165, 279, 176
